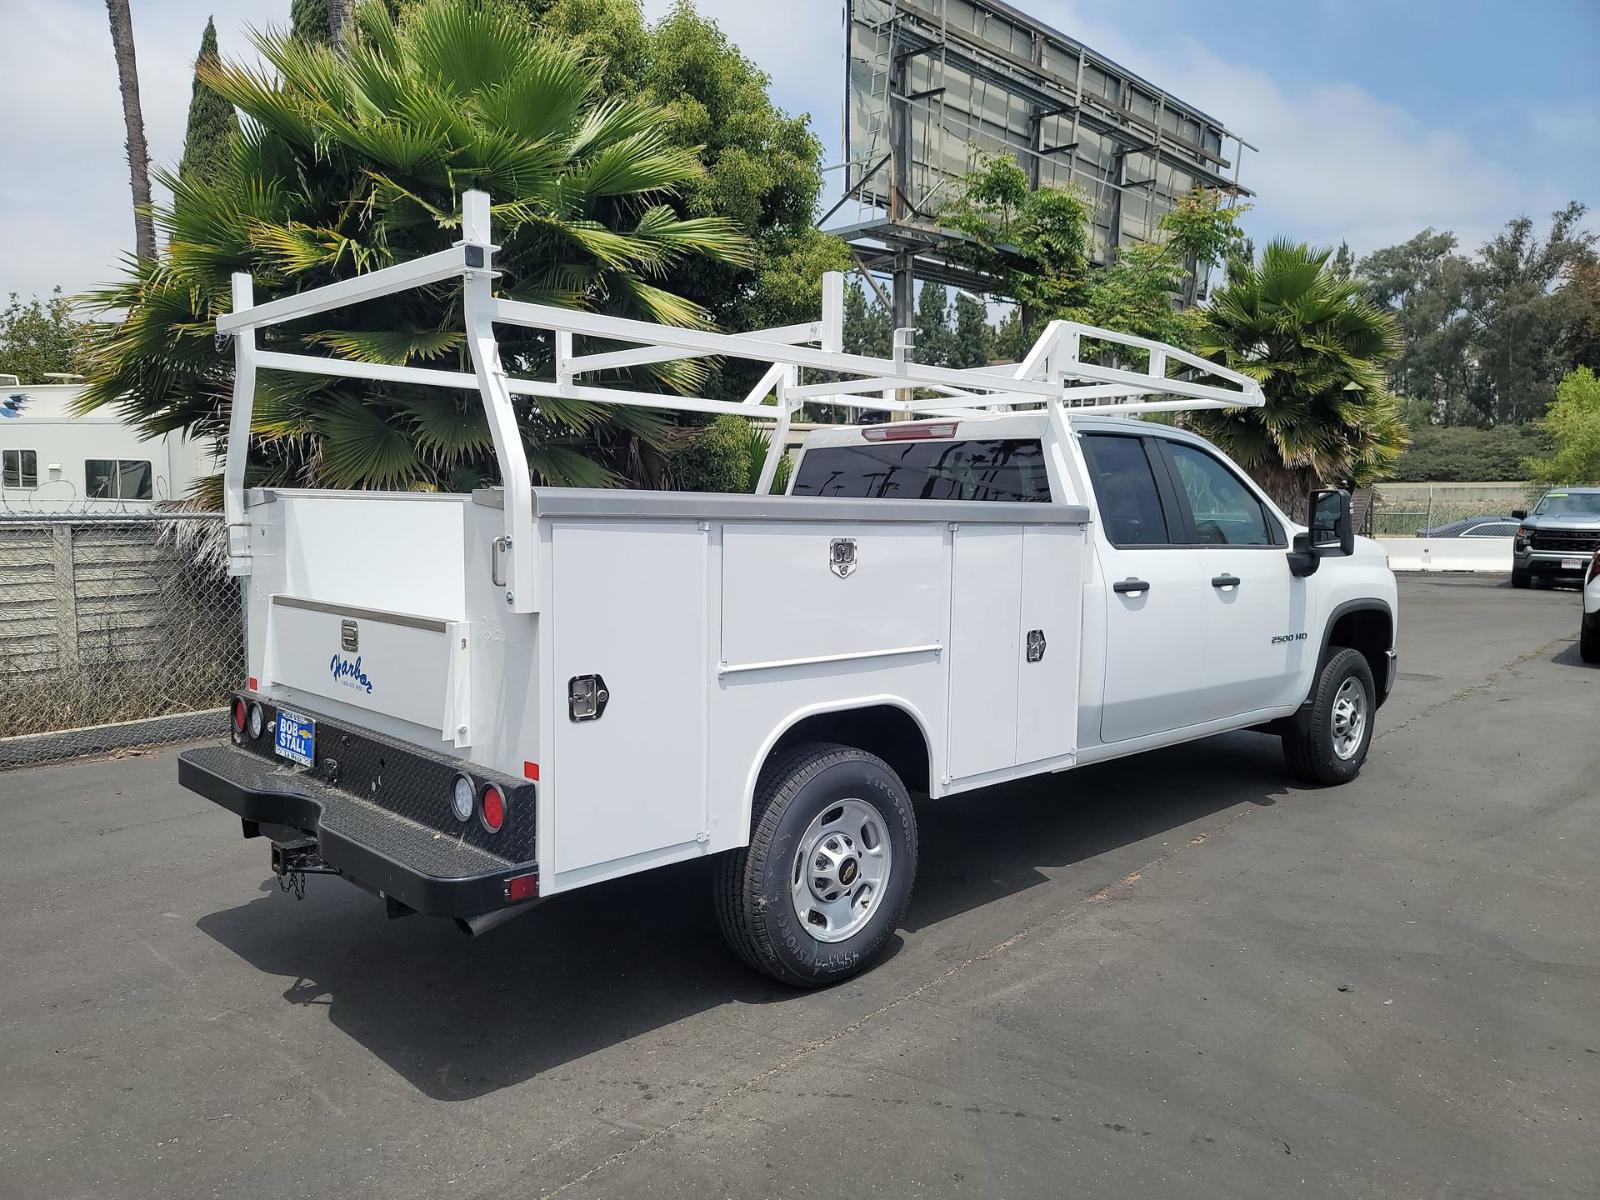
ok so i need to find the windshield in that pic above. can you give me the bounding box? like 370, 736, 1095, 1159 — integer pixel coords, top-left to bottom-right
1533, 491, 1600, 517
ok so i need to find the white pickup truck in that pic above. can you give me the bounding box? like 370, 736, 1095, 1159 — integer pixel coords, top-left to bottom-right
180, 193, 1398, 986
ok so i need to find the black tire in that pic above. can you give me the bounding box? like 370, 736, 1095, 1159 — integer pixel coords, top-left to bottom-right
1581, 618, 1600, 664
714, 742, 917, 988
1511, 568, 1531, 589
1282, 648, 1377, 786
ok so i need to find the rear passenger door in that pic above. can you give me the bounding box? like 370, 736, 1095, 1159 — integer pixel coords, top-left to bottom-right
1153, 438, 1309, 721
1079, 433, 1208, 743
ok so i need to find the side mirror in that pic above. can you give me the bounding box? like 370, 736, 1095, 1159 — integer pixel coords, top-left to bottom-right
1287, 530, 1319, 577
1308, 488, 1354, 556
1511, 508, 1527, 520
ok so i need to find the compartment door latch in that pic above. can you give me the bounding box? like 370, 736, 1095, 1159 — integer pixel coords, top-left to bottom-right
568, 674, 610, 722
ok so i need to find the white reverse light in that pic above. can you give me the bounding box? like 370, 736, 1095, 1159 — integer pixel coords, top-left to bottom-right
451, 775, 475, 822
247, 703, 265, 739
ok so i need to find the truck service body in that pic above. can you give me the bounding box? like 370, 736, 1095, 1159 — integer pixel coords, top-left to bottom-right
181, 193, 1398, 984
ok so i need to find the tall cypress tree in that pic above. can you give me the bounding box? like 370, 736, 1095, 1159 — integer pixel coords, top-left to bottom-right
290, 0, 332, 44
178, 17, 238, 185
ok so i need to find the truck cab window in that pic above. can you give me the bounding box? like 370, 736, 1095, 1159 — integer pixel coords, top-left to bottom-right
791, 438, 1049, 501
1163, 442, 1274, 546
1079, 434, 1172, 546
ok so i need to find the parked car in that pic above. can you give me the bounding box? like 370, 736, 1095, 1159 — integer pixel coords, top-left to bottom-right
1417, 515, 1521, 538
1511, 488, 1600, 588
1582, 552, 1600, 663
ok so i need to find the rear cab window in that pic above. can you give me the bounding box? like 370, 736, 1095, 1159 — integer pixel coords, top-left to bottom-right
791, 436, 1051, 502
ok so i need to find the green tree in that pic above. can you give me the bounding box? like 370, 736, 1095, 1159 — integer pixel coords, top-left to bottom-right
178, 17, 239, 186
948, 293, 994, 369
843, 278, 891, 358
1524, 366, 1600, 485
290, 0, 331, 43
942, 155, 1092, 325
0, 290, 89, 382
1361, 205, 1596, 425
79, 0, 749, 494
1187, 241, 1408, 507
914, 282, 953, 366
1358, 229, 1475, 425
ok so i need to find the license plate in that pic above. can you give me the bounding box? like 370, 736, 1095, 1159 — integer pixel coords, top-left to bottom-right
274, 709, 315, 767
1562, 557, 1583, 571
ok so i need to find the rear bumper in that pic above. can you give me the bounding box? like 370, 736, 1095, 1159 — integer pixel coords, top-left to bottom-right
180, 731, 537, 919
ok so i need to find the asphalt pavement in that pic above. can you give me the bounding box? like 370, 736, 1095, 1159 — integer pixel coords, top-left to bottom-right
1, 574, 1596, 1199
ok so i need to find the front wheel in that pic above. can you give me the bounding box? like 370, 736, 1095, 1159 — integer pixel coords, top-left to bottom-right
1511, 568, 1531, 589
1282, 648, 1377, 786
714, 742, 917, 987
1581, 618, 1600, 664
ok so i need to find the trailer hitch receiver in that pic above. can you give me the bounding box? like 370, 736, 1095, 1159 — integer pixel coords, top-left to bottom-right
270, 838, 337, 900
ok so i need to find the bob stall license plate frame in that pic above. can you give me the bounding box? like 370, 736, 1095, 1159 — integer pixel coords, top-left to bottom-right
274, 709, 315, 767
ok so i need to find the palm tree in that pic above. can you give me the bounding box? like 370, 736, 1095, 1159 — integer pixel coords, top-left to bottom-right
104, 0, 156, 261
79, 0, 750, 493
1186, 240, 1408, 512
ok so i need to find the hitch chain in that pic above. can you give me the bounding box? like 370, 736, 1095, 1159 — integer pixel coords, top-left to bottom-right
278, 869, 308, 901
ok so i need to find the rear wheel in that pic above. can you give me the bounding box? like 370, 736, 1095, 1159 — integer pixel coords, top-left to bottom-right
714, 742, 917, 987
1581, 618, 1600, 664
1283, 648, 1377, 786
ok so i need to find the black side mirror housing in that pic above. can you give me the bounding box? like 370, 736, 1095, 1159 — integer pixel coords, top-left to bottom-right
1290, 489, 1354, 577
1511, 508, 1527, 520
1287, 530, 1319, 577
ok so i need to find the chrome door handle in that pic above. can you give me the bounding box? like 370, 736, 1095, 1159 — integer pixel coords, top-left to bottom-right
1113, 578, 1150, 596
1211, 573, 1241, 590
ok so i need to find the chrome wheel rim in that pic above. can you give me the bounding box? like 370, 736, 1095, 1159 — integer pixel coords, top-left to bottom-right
1330, 677, 1368, 760
790, 798, 892, 943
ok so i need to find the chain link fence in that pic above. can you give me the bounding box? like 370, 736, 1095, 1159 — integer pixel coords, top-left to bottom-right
0, 513, 243, 768
1368, 483, 1536, 537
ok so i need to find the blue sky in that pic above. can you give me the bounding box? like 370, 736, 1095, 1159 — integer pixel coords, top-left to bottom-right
1, 0, 1594, 304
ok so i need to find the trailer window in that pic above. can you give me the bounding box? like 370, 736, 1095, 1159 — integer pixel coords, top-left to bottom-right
2, 448, 37, 489
791, 438, 1050, 502
85, 458, 153, 501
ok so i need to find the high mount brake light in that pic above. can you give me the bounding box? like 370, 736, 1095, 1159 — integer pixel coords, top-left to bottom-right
861, 421, 960, 442
480, 784, 506, 834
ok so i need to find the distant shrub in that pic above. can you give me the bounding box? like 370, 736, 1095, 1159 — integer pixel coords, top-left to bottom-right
1391, 424, 1552, 481
667, 415, 790, 494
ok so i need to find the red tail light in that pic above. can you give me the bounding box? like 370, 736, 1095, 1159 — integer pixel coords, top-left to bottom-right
232, 698, 247, 732
480, 784, 506, 833
1588, 551, 1600, 584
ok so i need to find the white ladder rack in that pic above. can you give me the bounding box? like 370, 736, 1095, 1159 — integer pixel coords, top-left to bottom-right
216, 190, 1261, 612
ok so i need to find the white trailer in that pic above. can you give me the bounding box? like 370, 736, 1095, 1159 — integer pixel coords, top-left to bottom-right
180, 193, 1398, 985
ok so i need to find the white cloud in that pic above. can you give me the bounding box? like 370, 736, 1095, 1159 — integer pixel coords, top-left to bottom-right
0, 0, 1572, 304
0, 0, 280, 304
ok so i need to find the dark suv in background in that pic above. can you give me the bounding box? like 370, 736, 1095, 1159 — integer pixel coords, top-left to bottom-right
1512, 488, 1600, 588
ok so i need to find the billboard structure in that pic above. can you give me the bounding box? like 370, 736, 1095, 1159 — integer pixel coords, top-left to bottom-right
837, 0, 1253, 326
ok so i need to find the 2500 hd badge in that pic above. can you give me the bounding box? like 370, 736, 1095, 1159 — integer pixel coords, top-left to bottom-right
1271, 632, 1309, 645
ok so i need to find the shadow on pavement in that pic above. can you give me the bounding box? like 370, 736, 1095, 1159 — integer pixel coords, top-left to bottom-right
196, 730, 1289, 1100
1551, 640, 1598, 669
